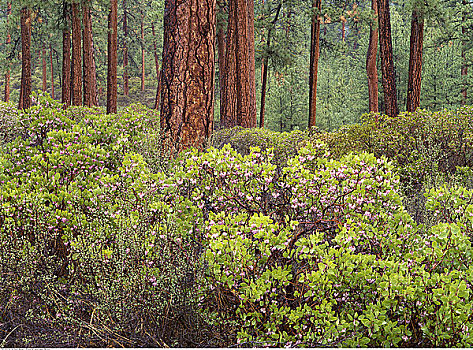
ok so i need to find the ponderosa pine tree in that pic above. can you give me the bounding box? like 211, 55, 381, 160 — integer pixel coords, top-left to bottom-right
406, 8, 424, 112
71, 1, 82, 105
42, 43, 47, 92
62, 3, 71, 108
19, 6, 32, 110
160, 0, 216, 149
123, 0, 129, 96
4, 2, 11, 103
366, 0, 379, 113
107, 0, 118, 114
49, 42, 55, 99
217, 0, 227, 124
248, 0, 256, 122
308, 0, 321, 128
83, 0, 98, 107
377, 0, 398, 118
221, 0, 256, 128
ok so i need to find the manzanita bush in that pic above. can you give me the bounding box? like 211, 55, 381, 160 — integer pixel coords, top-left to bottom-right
1, 96, 473, 347
0, 95, 207, 347
165, 142, 473, 347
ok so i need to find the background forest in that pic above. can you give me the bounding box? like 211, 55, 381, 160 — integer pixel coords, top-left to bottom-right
0, 0, 472, 131
1, 0, 473, 348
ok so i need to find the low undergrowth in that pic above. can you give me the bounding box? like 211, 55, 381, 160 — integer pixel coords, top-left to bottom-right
1, 96, 473, 347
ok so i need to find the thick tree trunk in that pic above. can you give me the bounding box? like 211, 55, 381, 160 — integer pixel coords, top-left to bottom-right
49, 43, 55, 99
42, 44, 47, 92
377, 0, 398, 118
217, 1, 227, 127
71, 1, 82, 106
123, 0, 129, 96
83, 1, 98, 106
406, 10, 424, 113
141, 11, 145, 92
260, 3, 282, 128
366, 0, 379, 113
151, 23, 161, 109
308, 0, 321, 128
247, 0, 256, 124
160, 0, 216, 150
4, 2, 11, 103
461, 0, 468, 105
19, 7, 32, 110
221, 0, 256, 128
62, 4, 71, 108
107, 0, 118, 114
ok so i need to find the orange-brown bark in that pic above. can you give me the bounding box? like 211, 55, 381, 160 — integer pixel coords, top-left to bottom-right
62, 4, 71, 108
49, 43, 55, 99
160, 0, 216, 150
366, 0, 378, 113
19, 7, 32, 110
71, 1, 82, 105
83, 1, 98, 106
377, 0, 398, 118
4, 2, 11, 103
221, 0, 256, 128
217, 1, 228, 127
107, 0, 118, 114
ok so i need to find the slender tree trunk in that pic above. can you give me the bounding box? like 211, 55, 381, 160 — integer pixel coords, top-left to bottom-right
107, 0, 118, 114
123, 0, 129, 96
19, 7, 32, 110
83, 1, 98, 106
4, 67, 10, 103
308, 0, 321, 128
42, 44, 47, 92
260, 3, 282, 128
141, 11, 145, 92
62, 4, 71, 107
49, 43, 55, 99
342, 20, 346, 42
71, 1, 82, 105
151, 23, 161, 109
160, 0, 216, 150
221, 0, 256, 128
366, 0, 379, 113
406, 9, 424, 112
461, 0, 468, 105
377, 0, 398, 118
4, 2, 11, 103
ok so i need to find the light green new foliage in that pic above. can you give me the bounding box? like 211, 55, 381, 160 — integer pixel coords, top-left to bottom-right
186, 143, 473, 347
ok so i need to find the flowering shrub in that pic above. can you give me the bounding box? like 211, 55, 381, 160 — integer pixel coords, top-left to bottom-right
0, 97, 208, 347
211, 126, 309, 166
321, 108, 473, 188
165, 144, 473, 347
2, 97, 473, 347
